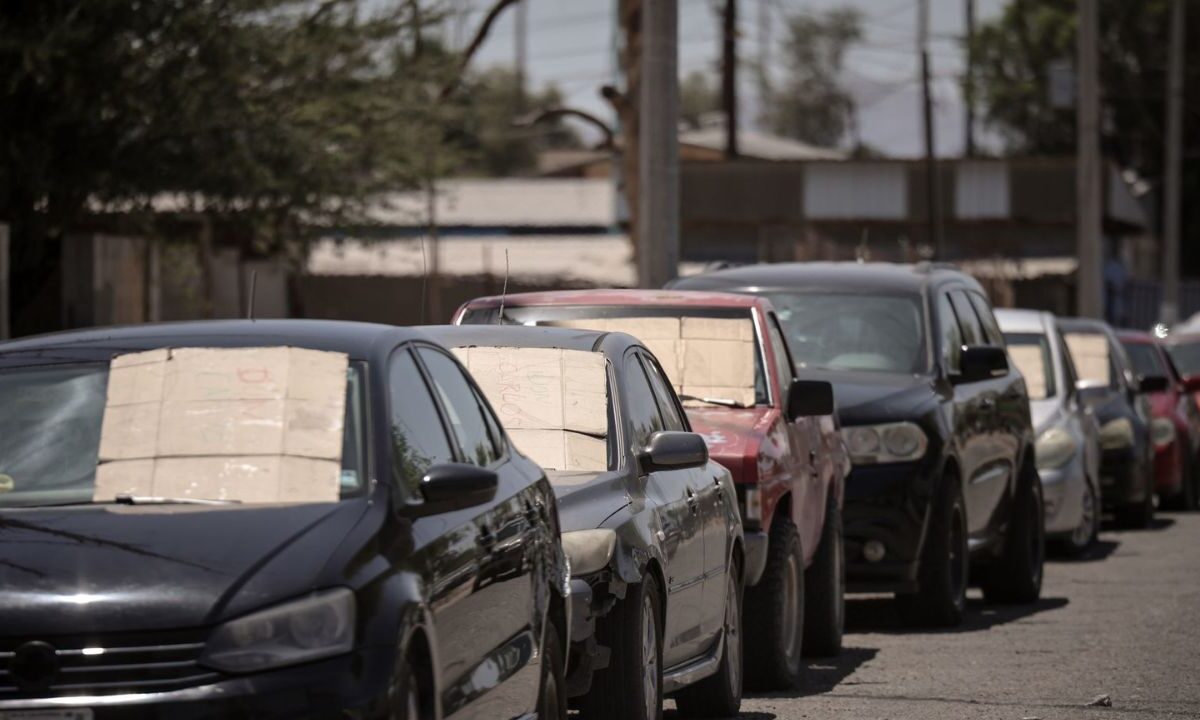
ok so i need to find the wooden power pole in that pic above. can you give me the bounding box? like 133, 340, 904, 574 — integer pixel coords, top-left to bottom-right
918, 0, 943, 258
722, 0, 738, 158
964, 0, 976, 157
1076, 0, 1104, 318
639, 0, 680, 288
1161, 0, 1185, 327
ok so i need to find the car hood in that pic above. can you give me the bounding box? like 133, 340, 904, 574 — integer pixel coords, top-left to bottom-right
685, 407, 774, 484
547, 470, 630, 532
823, 370, 937, 426
0, 500, 369, 636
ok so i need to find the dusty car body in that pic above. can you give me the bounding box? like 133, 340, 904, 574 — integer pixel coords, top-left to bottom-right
1163, 331, 1200, 509
0, 320, 569, 720
997, 309, 1102, 553
674, 263, 1045, 628
428, 324, 745, 720
1059, 318, 1160, 528
454, 289, 849, 685
1119, 330, 1200, 511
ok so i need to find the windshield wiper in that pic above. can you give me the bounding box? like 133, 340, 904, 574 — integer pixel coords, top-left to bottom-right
114, 494, 240, 506
678, 394, 751, 409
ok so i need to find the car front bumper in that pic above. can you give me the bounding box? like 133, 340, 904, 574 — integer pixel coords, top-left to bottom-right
1039, 454, 1090, 537
0, 646, 400, 720
843, 460, 931, 594
1100, 446, 1148, 508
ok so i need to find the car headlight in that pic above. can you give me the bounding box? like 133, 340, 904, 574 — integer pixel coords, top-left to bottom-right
561, 529, 616, 578
841, 422, 928, 464
201, 588, 356, 673
1099, 417, 1135, 451
1035, 426, 1076, 470
1151, 417, 1177, 448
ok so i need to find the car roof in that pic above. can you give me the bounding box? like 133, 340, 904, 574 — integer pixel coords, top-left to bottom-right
0, 319, 418, 366
461, 288, 764, 311
994, 308, 1051, 334
424, 324, 638, 358
672, 261, 982, 296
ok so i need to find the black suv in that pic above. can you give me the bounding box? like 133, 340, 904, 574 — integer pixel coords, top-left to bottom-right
674, 263, 1044, 627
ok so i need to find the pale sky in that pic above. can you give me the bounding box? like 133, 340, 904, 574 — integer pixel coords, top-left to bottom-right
460, 0, 1012, 157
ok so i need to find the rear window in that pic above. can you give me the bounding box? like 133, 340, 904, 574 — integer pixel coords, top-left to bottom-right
1122, 341, 1166, 379
1004, 333, 1055, 400
1167, 339, 1200, 377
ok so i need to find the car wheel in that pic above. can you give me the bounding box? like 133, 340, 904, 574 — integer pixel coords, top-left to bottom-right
744, 517, 805, 690
1164, 451, 1197, 511
896, 474, 968, 628
389, 654, 432, 720
802, 493, 844, 657
981, 461, 1045, 604
674, 558, 743, 718
1057, 480, 1099, 557
537, 618, 567, 720
576, 575, 663, 720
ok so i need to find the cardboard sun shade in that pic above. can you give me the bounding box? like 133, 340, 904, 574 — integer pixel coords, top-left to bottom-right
1007, 345, 1048, 399
1065, 333, 1112, 386
541, 315, 758, 407
453, 346, 608, 472
95, 347, 349, 503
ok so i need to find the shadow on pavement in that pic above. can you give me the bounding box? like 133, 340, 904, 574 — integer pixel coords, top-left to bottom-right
844, 596, 1069, 634
1050, 538, 1120, 563
733, 646, 879, 705
1102, 515, 1176, 532
664, 713, 778, 720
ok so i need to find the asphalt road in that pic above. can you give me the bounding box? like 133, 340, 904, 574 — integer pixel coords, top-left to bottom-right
669, 512, 1200, 720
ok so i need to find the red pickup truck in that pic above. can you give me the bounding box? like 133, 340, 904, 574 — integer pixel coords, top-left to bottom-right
454, 289, 849, 689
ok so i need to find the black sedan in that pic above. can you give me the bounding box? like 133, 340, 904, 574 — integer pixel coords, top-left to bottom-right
428, 325, 745, 720
0, 320, 569, 720
674, 263, 1044, 628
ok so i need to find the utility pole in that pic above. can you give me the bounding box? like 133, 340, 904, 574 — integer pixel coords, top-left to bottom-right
1076, 0, 1103, 318
964, 0, 976, 157
514, 0, 528, 110
919, 0, 943, 258
722, 0, 738, 158
639, 0, 680, 287
1161, 0, 1185, 327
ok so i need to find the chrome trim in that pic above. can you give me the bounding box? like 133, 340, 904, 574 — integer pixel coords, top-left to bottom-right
661, 630, 724, 694
56, 643, 204, 657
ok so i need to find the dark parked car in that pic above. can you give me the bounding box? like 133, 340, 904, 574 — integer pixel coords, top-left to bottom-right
428, 325, 745, 720
0, 320, 569, 720
674, 262, 1044, 627
1060, 318, 1161, 527
453, 289, 848, 688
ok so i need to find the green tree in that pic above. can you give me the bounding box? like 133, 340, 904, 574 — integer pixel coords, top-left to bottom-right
680, 70, 720, 130
759, 8, 863, 147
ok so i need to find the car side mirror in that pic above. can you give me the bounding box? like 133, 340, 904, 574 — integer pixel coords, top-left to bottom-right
955, 346, 1009, 384
416, 463, 498, 514
639, 431, 708, 474
787, 379, 835, 420
1138, 375, 1170, 394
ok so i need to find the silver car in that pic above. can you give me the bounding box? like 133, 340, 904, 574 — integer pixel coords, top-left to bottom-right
997, 309, 1102, 554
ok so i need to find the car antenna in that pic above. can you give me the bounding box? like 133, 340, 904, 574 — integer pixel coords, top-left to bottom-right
496, 248, 509, 325
245, 269, 258, 320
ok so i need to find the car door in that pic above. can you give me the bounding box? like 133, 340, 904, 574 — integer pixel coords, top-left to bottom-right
414, 346, 541, 719
638, 350, 727, 646
622, 350, 708, 667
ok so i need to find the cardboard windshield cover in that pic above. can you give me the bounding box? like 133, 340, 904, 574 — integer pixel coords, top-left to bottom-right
1007, 345, 1048, 399
542, 316, 757, 407
453, 346, 608, 472
95, 347, 349, 503
1065, 334, 1111, 385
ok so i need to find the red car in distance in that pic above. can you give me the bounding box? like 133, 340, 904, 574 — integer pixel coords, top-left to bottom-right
454, 289, 849, 689
1119, 331, 1200, 510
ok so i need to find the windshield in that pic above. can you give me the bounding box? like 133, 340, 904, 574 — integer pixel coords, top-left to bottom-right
1004, 333, 1055, 400
1122, 341, 1166, 379
765, 292, 929, 375
0, 363, 367, 508
1065, 332, 1114, 387
465, 304, 769, 407
1167, 340, 1200, 377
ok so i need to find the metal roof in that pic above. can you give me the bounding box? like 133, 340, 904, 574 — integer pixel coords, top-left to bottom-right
365, 178, 615, 228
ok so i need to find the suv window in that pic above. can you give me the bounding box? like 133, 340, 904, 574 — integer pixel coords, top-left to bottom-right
640, 353, 687, 432
968, 292, 1005, 346
949, 290, 983, 346
766, 313, 796, 398
389, 348, 455, 492
417, 347, 501, 467
624, 354, 666, 451
937, 293, 963, 374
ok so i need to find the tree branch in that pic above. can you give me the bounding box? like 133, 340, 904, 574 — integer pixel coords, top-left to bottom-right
515, 106, 617, 150
440, 0, 521, 100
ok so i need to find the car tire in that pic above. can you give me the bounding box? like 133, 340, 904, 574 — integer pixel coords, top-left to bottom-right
744, 517, 805, 691
896, 475, 968, 628
981, 461, 1045, 604
389, 653, 432, 720
674, 558, 743, 718
576, 575, 663, 720
1163, 451, 1197, 511
1116, 472, 1155, 529
802, 493, 844, 658
537, 619, 568, 720
1055, 480, 1099, 557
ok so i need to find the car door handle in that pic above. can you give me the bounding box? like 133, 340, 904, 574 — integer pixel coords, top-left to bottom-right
686, 489, 700, 515
713, 477, 724, 501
